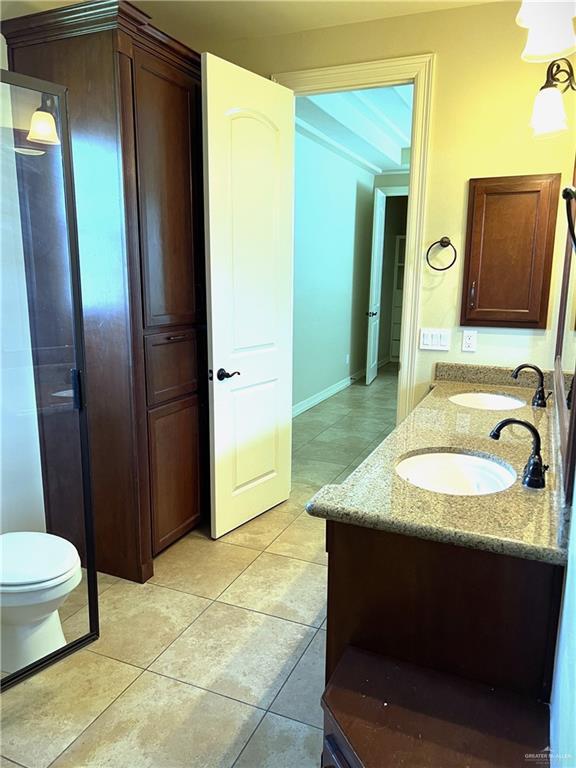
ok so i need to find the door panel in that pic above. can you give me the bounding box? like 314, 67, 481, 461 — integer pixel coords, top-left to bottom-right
202, 53, 294, 538
366, 189, 386, 385
134, 48, 199, 328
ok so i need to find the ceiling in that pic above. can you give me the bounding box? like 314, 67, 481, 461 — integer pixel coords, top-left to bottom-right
1, 1, 503, 47
296, 85, 413, 173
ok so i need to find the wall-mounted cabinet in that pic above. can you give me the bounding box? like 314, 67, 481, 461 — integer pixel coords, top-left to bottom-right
460, 174, 560, 328
2, 0, 206, 581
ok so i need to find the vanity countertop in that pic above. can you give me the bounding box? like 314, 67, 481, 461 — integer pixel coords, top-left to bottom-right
307, 381, 569, 565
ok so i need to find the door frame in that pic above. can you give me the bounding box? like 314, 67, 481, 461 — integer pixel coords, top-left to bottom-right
273, 54, 434, 420
369, 183, 409, 383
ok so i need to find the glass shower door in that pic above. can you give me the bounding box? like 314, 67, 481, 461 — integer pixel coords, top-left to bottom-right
0, 70, 98, 688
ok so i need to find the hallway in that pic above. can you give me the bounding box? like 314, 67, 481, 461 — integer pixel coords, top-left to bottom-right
292, 364, 399, 487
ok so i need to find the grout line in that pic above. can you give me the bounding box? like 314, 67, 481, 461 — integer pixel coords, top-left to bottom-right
259, 547, 327, 568
144, 598, 215, 670
44, 667, 147, 768
213, 598, 325, 631
267, 625, 321, 713
229, 627, 322, 768
0, 756, 28, 768
145, 668, 271, 714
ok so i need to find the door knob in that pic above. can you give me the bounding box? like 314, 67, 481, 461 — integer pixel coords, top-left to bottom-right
366, 311, 378, 317
217, 368, 241, 381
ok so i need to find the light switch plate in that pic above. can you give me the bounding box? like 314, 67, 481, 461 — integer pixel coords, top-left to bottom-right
420, 328, 451, 351
462, 330, 477, 352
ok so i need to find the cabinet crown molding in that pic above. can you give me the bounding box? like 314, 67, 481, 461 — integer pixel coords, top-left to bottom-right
1, 0, 200, 69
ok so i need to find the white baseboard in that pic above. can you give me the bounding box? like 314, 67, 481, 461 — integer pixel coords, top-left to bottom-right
292, 369, 365, 417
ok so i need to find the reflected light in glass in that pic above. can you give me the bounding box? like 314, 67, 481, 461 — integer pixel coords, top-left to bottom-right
530, 85, 568, 135
27, 108, 60, 145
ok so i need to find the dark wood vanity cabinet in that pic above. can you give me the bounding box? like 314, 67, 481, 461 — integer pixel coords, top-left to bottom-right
2, 1, 205, 581
460, 174, 560, 328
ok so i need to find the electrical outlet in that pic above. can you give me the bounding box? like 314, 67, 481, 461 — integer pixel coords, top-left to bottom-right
462, 330, 477, 352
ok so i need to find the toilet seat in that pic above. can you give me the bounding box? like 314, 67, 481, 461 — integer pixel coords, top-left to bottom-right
0, 532, 81, 592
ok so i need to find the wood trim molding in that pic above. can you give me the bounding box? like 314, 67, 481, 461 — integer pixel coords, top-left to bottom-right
273, 53, 435, 419
1, 0, 200, 72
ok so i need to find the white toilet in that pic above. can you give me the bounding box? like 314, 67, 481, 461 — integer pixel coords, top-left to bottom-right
0, 531, 82, 674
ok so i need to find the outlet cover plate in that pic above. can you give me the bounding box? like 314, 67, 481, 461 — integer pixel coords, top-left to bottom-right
462, 330, 478, 352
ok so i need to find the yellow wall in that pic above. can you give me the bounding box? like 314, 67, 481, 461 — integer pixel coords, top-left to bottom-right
215, 1, 575, 400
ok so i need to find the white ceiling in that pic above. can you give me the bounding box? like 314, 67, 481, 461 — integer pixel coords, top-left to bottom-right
296, 85, 413, 173
1, 1, 503, 48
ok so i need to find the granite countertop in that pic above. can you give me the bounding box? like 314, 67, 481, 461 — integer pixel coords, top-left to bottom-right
307, 381, 569, 565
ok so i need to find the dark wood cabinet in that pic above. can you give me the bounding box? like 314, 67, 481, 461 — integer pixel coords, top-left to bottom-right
460, 174, 560, 328
149, 396, 201, 554
134, 48, 200, 328
2, 1, 206, 582
322, 648, 551, 768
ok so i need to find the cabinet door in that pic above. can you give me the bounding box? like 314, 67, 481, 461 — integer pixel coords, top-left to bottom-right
460, 174, 560, 328
148, 396, 201, 554
134, 48, 200, 328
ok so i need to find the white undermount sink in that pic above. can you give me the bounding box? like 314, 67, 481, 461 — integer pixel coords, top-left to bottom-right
449, 392, 525, 411
396, 451, 516, 496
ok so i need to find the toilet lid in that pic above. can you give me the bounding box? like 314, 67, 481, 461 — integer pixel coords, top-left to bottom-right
0, 532, 80, 586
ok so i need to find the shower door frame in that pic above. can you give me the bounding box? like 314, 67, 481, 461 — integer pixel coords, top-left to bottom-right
0, 69, 99, 692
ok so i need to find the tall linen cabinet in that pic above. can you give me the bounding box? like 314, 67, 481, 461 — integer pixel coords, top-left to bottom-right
2, 0, 206, 581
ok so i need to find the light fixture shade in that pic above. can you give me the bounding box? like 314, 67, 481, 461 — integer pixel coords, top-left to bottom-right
530, 85, 568, 135
517, 1, 576, 62
26, 109, 60, 145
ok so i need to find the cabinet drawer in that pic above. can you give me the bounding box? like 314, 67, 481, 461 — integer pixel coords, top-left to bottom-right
145, 330, 198, 406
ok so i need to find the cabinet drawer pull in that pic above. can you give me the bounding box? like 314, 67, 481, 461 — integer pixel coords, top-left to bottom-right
166, 334, 186, 342
469, 280, 476, 309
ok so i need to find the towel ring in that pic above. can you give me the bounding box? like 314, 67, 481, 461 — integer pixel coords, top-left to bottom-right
426, 236, 457, 272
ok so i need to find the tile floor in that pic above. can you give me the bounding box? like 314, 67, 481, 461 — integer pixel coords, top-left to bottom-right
1, 367, 397, 768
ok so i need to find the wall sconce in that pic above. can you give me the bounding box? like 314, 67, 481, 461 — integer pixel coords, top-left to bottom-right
531, 58, 576, 135
27, 93, 60, 145
516, 1, 576, 62
530, 59, 576, 136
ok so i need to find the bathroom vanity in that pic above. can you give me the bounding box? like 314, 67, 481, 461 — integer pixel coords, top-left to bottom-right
308, 372, 570, 767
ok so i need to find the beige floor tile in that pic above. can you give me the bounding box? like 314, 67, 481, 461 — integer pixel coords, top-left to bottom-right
333, 412, 395, 436
220, 504, 301, 550
289, 482, 322, 506
63, 581, 210, 667
267, 513, 327, 565
151, 602, 314, 708
295, 433, 371, 465
51, 671, 262, 768
1, 758, 24, 767
219, 552, 327, 627
59, 570, 120, 621
150, 536, 259, 598
270, 630, 326, 728
234, 712, 323, 768
292, 455, 347, 486
1, 650, 139, 768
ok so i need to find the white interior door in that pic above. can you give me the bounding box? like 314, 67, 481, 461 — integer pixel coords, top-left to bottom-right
365, 189, 386, 385
202, 53, 294, 539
